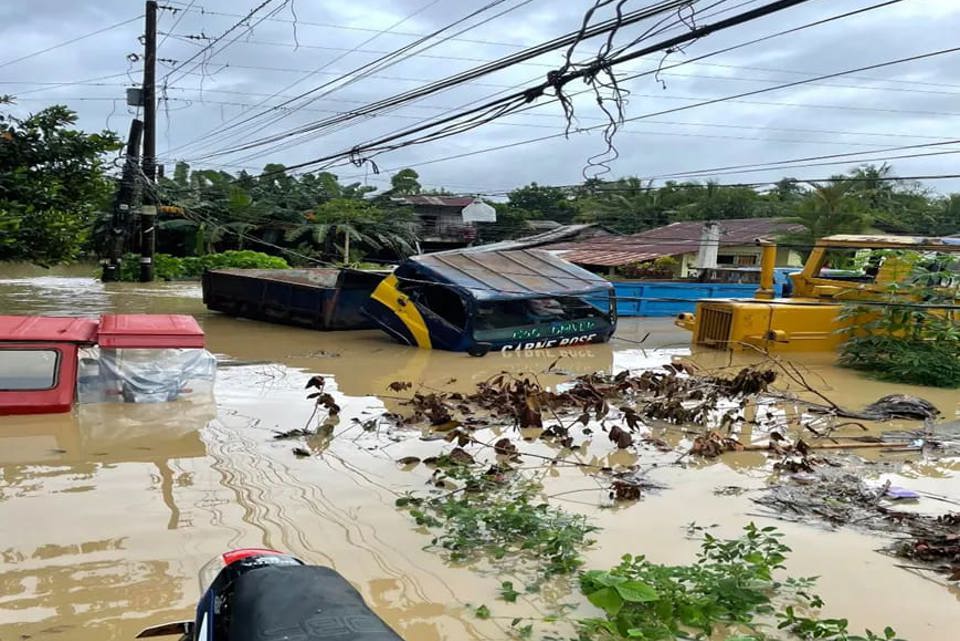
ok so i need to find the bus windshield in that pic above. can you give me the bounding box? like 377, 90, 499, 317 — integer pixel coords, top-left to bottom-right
472, 295, 610, 342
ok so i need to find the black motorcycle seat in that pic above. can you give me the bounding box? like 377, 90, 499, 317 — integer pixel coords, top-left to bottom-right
228, 565, 404, 641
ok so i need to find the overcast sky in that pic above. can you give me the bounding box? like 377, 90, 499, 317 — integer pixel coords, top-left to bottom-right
2, 0, 959, 195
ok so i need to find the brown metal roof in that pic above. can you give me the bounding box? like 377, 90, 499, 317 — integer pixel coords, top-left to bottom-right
392, 195, 477, 208
546, 218, 805, 267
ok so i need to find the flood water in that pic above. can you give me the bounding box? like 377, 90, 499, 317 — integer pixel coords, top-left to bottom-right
0, 266, 957, 640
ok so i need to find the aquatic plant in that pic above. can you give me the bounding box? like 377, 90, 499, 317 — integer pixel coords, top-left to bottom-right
396, 464, 596, 588
578, 523, 905, 641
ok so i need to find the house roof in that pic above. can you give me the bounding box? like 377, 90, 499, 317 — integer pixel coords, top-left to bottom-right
547, 218, 804, 267
392, 195, 477, 208
411, 249, 612, 300
439, 223, 614, 255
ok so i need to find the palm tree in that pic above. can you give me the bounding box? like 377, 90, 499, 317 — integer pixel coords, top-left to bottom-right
285, 198, 416, 264
780, 182, 871, 248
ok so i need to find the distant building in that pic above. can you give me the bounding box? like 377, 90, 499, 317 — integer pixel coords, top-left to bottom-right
392, 195, 497, 251
544, 218, 806, 276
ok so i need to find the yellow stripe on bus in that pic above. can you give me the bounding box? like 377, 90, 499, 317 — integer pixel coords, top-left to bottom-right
370, 274, 432, 349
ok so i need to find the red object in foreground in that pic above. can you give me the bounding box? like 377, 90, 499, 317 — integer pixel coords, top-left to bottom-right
221, 548, 285, 566
98, 314, 205, 349
0, 316, 99, 343
0, 314, 206, 416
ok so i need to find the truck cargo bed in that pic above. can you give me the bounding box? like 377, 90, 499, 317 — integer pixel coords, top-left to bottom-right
202, 268, 387, 330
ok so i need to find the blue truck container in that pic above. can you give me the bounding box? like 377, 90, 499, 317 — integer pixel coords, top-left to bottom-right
609, 268, 795, 317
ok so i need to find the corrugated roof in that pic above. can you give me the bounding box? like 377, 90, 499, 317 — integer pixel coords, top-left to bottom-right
393, 195, 477, 208
435, 223, 613, 255
547, 218, 804, 267
412, 249, 611, 300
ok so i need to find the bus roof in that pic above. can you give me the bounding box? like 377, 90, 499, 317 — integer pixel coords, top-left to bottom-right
411, 249, 612, 300
818, 234, 960, 249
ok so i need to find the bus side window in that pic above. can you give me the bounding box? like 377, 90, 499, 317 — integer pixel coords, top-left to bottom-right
416, 285, 467, 329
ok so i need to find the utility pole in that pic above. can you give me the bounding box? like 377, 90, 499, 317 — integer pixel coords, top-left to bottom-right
140, 0, 158, 282
102, 119, 143, 282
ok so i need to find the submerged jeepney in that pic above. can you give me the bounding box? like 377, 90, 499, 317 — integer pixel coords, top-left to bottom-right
0, 314, 215, 415
361, 249, 617, 352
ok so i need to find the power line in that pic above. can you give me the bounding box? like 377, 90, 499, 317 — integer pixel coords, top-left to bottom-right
210, 0, 538, 157
159, 0, 283, 85
159, 1, 531, 48
161, 0, 530, 158
296, 42, 960, 179
0, 15, 143, 70
158, 0, 197, 50
188, 0, 703, 160
169, 1, 786, 165
259, 0, 903, 177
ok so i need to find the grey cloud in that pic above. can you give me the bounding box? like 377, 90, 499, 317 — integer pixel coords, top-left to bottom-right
1, 0, 958, 193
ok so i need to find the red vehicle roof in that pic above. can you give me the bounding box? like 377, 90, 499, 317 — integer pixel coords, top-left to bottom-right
0, 316, 99, 343
97, 314, 205, 348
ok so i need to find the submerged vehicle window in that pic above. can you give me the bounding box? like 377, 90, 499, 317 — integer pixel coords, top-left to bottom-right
400, 282, 468, 329
0, 349, 60, 390
474, 296, 608, 339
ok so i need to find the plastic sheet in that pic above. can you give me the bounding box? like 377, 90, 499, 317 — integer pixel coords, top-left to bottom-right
77, 347, 216, 404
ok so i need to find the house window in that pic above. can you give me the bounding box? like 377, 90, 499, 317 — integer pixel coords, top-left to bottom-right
0, 349, 60, 390
716, 255, 735, 265
735, 255, 758, 266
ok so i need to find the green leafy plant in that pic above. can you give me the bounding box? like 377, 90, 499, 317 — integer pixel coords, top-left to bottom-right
577, 524, 904, 641
396, 466, 596, 587
114, 250, 288, 281
618, 256, 680, 280
500, 580, 521, 603
839, 251, 960, 388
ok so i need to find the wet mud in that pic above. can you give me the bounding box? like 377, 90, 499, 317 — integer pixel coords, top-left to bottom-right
0, 269, 957, 640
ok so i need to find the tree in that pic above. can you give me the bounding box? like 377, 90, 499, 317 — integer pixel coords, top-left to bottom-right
0, 102, 121, 264
285, 198, 416, 264
507, 183, 577, 223
388, 168, 422, 196
779, 182, 871, 247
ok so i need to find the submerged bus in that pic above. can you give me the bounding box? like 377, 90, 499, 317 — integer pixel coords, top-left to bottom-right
361, 249, 617, 353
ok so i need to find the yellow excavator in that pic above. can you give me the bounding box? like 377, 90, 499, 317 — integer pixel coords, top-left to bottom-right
675, 234, 960, 352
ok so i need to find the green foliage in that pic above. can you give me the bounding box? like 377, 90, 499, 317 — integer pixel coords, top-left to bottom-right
474, 604, 491, 620
779, 182, 871, 248
116, 250, 288, 281
617, 256, 679, 280
577, 524, 904, 641
508, 183, 578, 224
574, 178, 770, 233
0, 103, 121, 264
499, 581, 520, 603
287, 197, 416, 263
839, 252, 960, 388
396, 466, 597, 586
388, 168, 422, 196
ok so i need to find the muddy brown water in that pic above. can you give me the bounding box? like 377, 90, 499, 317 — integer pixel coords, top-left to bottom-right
0, 268, 957, 640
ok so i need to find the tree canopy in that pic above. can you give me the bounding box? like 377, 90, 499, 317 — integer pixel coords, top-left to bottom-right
2, 99, 959, 268
0, 102, 121, 264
